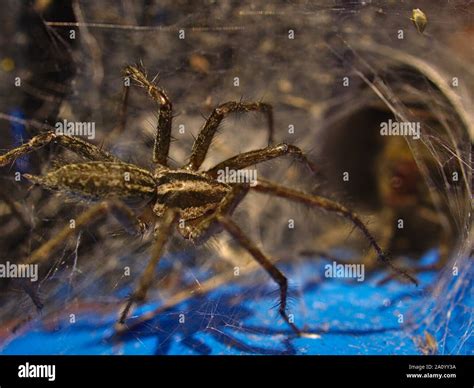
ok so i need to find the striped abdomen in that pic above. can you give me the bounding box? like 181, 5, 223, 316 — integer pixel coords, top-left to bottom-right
25, 162, 155, 203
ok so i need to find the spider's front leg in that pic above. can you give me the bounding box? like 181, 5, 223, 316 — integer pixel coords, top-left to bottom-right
184, 101, 274, 171
0, 131, 119, 167
123, 65, 173, 166
118, 209, 178, 325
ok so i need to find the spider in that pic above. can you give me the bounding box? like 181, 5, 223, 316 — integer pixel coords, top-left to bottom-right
0, 65, 416, 336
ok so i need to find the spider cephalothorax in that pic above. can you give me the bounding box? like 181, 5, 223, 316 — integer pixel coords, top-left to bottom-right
153, 168, 232, 221
0, 64, 417, 336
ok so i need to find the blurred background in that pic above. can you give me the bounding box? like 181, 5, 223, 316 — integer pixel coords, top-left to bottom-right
0, 0, 472, 355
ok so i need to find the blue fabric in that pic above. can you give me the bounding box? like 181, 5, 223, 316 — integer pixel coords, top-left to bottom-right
2, 250, 471, 355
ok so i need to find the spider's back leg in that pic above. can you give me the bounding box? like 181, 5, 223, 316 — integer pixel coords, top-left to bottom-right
26, 199, 146, 266
0, 132, 119, 167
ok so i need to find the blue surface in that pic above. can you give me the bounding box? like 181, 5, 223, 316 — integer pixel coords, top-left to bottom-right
1, 251, 471, 355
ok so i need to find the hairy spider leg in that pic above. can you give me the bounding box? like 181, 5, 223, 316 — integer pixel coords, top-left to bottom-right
217, 215, 301, 335
300, 203, 451, 286
205, 143, 318, 178
0, 131, 119, 167
251, 178, 418, 286
176, 185, 301, 335
24, 200, 146, 266
184, 101, 274, 171
123, 65, 172, 166
308, 207, 396, 276
118, 209, 178, 324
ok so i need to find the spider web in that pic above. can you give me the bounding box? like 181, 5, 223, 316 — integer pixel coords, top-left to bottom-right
0, 0, 472, 355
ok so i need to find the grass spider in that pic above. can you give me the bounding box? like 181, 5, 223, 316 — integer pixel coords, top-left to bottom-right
0, 64, 417, 336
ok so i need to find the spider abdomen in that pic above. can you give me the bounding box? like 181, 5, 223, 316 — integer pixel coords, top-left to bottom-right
25, 162, 156, 202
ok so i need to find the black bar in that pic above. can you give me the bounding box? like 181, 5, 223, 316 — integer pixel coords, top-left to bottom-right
0, 356, 471, 386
